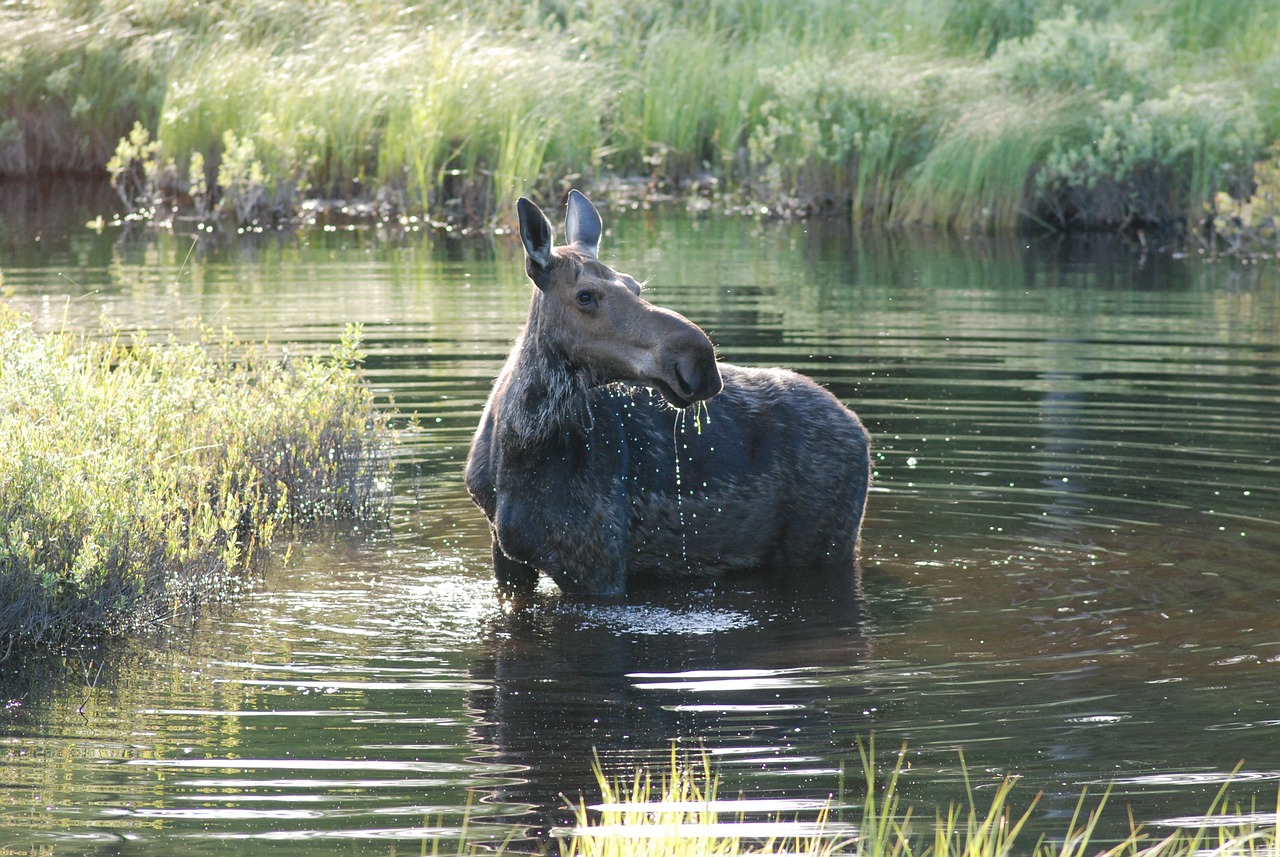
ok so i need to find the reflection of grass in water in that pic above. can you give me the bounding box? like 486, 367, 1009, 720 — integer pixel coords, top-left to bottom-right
557, 742, 1280, 857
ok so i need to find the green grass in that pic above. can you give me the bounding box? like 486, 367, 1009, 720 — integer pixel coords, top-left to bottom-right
562, 748, 850, 857
0, 304, 390, 656
560, 743, 1280, 857
3, 0, 1279, 232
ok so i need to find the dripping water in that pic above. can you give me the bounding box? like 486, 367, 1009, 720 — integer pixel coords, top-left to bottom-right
671, 402, 711, 570
672, 408, 689, 568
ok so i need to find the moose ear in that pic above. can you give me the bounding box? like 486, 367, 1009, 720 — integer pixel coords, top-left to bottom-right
564, 189, 602, 258
517, 197, 554, 276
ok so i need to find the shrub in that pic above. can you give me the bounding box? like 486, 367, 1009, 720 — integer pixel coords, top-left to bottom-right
1206, 142, 1280, 257
745, 53, 941, 219
0, 307, 390, 656
989, 7, 1166, 99
106, 120, 166, 213
1032, 85, 1265, 228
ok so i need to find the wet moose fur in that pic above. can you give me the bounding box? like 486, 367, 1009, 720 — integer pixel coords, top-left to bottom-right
465, 190, 870, 596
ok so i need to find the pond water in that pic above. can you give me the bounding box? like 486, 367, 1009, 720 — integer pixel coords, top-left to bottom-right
2, 184, 1280, 855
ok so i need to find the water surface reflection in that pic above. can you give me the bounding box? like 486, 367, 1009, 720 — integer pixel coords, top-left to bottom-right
2, 194, 1280, 853
468, 575, 868, 833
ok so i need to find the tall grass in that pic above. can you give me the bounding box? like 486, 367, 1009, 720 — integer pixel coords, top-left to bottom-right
0, 305, 390, 656
563, 748, 851, 857
895, 94, 1091, 229
5, 0, 1278, 231
0, 9, 164, 175
563, 743, 1280, 857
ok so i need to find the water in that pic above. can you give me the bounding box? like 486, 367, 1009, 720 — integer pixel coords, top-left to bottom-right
3, 185, 1280, 854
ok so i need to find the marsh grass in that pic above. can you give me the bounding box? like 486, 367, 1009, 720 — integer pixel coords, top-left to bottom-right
561, 743, 1280, 857
562, 748, 852, 857
6, 0, 1280, 231
0, 305, 390, 656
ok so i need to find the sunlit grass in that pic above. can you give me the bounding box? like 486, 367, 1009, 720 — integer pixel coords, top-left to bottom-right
558, 743, 1280, 857
562, 748, 852, 857
4, 0, 1278, 231
0, 305, 390, 656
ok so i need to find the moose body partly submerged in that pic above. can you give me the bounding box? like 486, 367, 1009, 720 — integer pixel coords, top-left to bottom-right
465, 191, 870, 596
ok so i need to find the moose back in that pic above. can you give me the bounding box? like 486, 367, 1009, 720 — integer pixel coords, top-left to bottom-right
465, 190, 870, 596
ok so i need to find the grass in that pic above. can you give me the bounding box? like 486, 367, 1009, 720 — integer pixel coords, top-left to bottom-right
0, 304, 390, 657
558, 742, 1280, 857
2, 0, 1279, 235
562, 748, 852, 857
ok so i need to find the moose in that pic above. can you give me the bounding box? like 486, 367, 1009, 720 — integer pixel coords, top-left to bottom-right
465, 190, 870, 596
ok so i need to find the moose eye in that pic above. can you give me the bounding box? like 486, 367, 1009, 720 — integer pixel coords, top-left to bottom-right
575, 289, 597, 309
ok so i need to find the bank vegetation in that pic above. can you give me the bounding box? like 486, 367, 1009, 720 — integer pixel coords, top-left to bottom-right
0, 306, 390, 657
2, 0, 1279, 251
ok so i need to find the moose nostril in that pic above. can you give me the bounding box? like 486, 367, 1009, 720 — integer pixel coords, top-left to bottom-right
673, 353, 722, 402
673, 360, 694, 398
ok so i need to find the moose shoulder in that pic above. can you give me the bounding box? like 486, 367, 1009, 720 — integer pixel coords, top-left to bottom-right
464, 190, 870, 596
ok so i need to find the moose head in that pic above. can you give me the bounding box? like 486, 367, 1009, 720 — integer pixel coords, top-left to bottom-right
516, 191, 723, 409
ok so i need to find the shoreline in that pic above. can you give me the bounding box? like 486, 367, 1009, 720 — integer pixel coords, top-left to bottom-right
4, 2, 1276, 256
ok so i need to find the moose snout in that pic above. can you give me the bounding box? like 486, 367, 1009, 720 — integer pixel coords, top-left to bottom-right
661, 320, 722, 407
672, 347, 722, 403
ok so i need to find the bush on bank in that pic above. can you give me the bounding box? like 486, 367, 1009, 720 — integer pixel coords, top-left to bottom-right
0, 305, 390, 656
2, 0, 1279, 238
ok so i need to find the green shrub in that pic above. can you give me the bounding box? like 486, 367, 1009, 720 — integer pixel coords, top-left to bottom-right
0, 307, 390, 655
1207, 143, 1280, 257
106, 120, 166, 212
989, 7, 1165, 98
1033, 85, 1264, 228
746, 53, 941, 218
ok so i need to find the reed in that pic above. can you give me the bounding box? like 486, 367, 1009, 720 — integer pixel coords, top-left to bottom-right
561, 743, 1280, 857
895, 94, 1092, 229
624, 24, 761, 182
0, 306, 390, 656
0, 7, 164, 175
562, 747, 851, 857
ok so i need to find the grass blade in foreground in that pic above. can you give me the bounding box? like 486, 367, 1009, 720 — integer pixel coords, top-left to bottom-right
560, 744, 1280, 857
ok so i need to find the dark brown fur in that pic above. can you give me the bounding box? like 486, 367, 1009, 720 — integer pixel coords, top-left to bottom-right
465, 191, 870, 596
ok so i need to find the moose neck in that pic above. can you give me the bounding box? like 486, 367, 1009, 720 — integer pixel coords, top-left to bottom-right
494, 293, 595, 451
